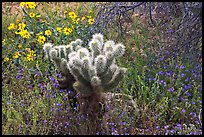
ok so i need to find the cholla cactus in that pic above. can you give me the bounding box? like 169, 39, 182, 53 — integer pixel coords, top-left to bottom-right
43, 34, 127, 134
43, 34, 127, 94
67, 34, 127, 94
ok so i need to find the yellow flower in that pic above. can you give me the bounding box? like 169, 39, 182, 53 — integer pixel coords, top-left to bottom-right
86, 15, 92, 19
63, 27, 72, 35
29, 12, 35, 18
25, 48, 31, 52
36, 32, 43, 36
21, 29, 30, 39
4, 57, 9, 62
37, 35, 46, 44
57, 27, 62, 33
69, 12, 77, 19
81, 17, 86, 21
13, 52, 21, 59
2, 39, 6, 44
42, 20, 48, 24
45, 30, 52, 36
8, 23, 16, 30
25, 54, 33, 61
89, 10, 92, 14
26, 2, 36, 9
88, 18, 94, 25
64, 11, 67, 14
20, 2, 25, 7
73, 18, 80, 24
16, 19, 20, 23
18, 22, 26, 30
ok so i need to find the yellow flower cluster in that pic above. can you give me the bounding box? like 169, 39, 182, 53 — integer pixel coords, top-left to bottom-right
20, 2, 36, 9
63, 27, 73, 35
14, 22, 31, 39
24, 48, 36, 61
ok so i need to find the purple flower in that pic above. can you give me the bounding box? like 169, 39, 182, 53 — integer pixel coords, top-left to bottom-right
180, 65, 185, 69
16, 73, 23, 80
122, 121, 126, 125
56, 73, 62, 78
116, 88, 121, 92
53, 82, 59, 88
184, 92, 192, 97
168, 87, 174, 92
181, 73, 185, 77
185, 77, 189, 82
166, 72, 171, 76
156, 126, 160, 130
49, 76, 55, 81
28, 85, 33, 89
181, 109, 186, 113
158, 71, 164, 75
169, 29, 174, 33
192, 102, 195, 105
175, 124, 182, 130
59, 89, 64, 92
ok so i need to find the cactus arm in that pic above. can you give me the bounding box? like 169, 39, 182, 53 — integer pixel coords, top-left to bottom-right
103, 68, 127, 91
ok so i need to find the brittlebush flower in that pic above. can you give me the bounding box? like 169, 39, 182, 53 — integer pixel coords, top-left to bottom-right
73, 18, 80, 24
20, 29, 30, 39
24, 54, 33, 61
16, 19, 20, 23
18, 22, 26, 30
37, 35, 46, 44
81, 17, 86, 21
25, 2, 36, 9
29, 12, 35, 18
8, 23, 16, 30
69, 12, 77, 19
88, 18, 94, 25
4, 57, 9, 62
29, 50, 36, 56
36, 32, 43, 36
64, 27, 72, 35
2, 39, 6, 44
57, 27, 62, 33
13, 52, 21, 59
20, 2, 25, 7
45, 30, 52, 36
